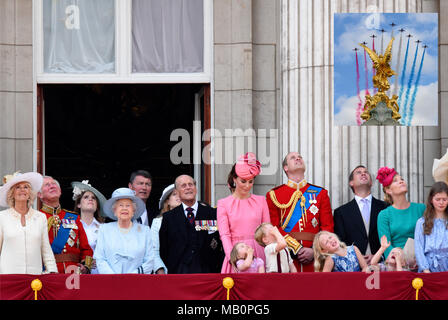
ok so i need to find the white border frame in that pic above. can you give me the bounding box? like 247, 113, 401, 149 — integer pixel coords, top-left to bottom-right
34, 0, 212, 83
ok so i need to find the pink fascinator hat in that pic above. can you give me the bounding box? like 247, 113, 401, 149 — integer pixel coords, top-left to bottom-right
376, 167, 398, 187
235, 152, 261, 180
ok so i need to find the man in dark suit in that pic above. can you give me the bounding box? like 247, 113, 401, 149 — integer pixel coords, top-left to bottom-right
159, 175, 223, 274
128, 170, 157, 227
334, 165, 388, 264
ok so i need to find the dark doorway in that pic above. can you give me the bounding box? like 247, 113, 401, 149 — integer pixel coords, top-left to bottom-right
41, 83, 205, 213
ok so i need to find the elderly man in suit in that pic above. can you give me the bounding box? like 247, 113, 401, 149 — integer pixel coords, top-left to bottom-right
334, 165, 388, 264
159, 175, 223, 274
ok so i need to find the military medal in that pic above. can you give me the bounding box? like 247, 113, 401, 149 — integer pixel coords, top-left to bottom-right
62, 219, 78, 229
67, 237, 75, 247
312, 217, 318, 228
69, 229, 76, 240
195, 221, 202, 231
309, 194, 319, 215
209, 220, 218, 231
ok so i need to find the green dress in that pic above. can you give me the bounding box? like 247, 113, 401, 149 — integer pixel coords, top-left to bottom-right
377, 202, 425, 259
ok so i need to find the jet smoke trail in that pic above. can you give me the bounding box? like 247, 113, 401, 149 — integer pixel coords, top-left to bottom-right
355, 51, 362, 125
406, 47, 426, 125
372, 38, 377, 94
393, 32, 403, 97
397, 37, 410, 111
363, 49, 370, 97
401, 43, 419, 124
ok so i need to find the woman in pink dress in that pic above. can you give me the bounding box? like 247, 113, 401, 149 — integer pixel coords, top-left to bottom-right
217, 152, 271, 273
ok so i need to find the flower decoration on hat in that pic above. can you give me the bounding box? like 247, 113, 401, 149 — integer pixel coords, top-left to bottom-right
235, 152, 261, 180
2, 172, 21, 185
433, 148, 448, 185
376, 166, 397, 187
72, 180, 92, 201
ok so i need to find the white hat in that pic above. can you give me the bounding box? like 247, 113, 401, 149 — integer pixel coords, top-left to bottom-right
71, 180, 107, 217
103, 187, 146, 221
159, 184, 175, 210
433, 148, 448, 184
0, 172, 43, 207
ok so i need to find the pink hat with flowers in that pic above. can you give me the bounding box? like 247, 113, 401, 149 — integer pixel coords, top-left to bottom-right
235, 152, 261, 180
376, 167, 398, 187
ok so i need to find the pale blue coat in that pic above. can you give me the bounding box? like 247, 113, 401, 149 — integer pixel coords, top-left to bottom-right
94, 222, 154, 274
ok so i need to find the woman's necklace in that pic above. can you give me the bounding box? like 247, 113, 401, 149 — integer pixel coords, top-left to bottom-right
118, 222, 133, 234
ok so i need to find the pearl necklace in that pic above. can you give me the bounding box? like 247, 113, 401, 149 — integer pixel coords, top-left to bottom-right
118, 222, 132, 234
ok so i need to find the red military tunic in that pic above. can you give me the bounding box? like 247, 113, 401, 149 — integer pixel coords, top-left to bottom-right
266, 179, 334, 272
41, 204, 93, 273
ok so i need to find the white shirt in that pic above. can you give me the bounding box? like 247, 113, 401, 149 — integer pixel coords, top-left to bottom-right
0, 208, 57, 274
354, 194, 373, 255
80, 217, 101, 252
354, 194, 373, 222
140, 209, 149, 226
182, 202, 199, 218
264, 243, 292, 273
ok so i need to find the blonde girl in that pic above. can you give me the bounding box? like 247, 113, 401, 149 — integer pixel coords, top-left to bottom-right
313, 231, 368, 272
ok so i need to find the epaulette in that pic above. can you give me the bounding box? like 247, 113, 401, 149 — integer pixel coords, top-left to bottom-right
306, 183, 326, 190
198, 201, 210, 207
269, 184, 287, 192
63, 209, 79, 215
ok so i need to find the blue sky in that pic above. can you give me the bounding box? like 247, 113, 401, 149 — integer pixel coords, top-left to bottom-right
334, 13, 438, 126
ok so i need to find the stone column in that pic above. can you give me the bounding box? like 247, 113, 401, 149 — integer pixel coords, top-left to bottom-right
0, 0, 33, 176
280, 0, 439, 208
213, 0, 280, 202
440, 0, 448, 173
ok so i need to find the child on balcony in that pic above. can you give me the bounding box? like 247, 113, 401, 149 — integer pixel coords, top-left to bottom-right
414, 181, 448, 273
313, 230, 368, 272
254, 222, 297, 273
230, 242, 265, 273
366, 235, 409, 271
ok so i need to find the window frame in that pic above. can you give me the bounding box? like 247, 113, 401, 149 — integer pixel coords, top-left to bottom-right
33, 0, 212, 83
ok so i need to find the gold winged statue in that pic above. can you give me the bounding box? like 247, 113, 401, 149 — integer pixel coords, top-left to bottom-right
359, 37, 401, 122
359, 38, 395, 92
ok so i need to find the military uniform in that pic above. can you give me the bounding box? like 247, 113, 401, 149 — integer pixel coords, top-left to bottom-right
266, 179, 334, 272
41, 204, 93, 273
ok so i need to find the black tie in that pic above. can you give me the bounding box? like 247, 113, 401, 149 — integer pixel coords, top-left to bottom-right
186, 207, 195, 225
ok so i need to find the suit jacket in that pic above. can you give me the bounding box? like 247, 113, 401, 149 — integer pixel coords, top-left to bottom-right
334, 197, 388, 255
159, 202, 223, 274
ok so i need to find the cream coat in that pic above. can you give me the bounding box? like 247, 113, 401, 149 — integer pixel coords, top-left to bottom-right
0, 208, 57, 274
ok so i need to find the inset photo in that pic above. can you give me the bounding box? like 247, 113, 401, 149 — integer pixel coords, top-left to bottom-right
334, 13, 438, 126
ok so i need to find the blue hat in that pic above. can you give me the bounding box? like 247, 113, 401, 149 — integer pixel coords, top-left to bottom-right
103, 188, 146, 221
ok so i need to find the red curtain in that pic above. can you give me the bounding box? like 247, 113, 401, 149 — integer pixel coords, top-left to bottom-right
1, 272, 446, 300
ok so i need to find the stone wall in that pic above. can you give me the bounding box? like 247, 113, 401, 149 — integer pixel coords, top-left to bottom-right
0, 0, 33, 177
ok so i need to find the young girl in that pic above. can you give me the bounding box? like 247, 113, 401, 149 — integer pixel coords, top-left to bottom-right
230, 242, 265, 273
414, 181, 448, 273
313, 231, 368, 272
368, 235, 408, 271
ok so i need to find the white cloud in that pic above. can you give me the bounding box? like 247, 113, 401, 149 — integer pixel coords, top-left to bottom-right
334, 82, 438, 126
406, 81, 438, 125
411, 13, 438, 25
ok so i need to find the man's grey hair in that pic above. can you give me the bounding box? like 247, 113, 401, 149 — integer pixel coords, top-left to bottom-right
174, 175, 197, 190
39, 175, 60, 193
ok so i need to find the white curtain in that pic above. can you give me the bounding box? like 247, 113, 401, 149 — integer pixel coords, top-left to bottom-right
43, 0, 115, 73
132, 0, 204, 73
